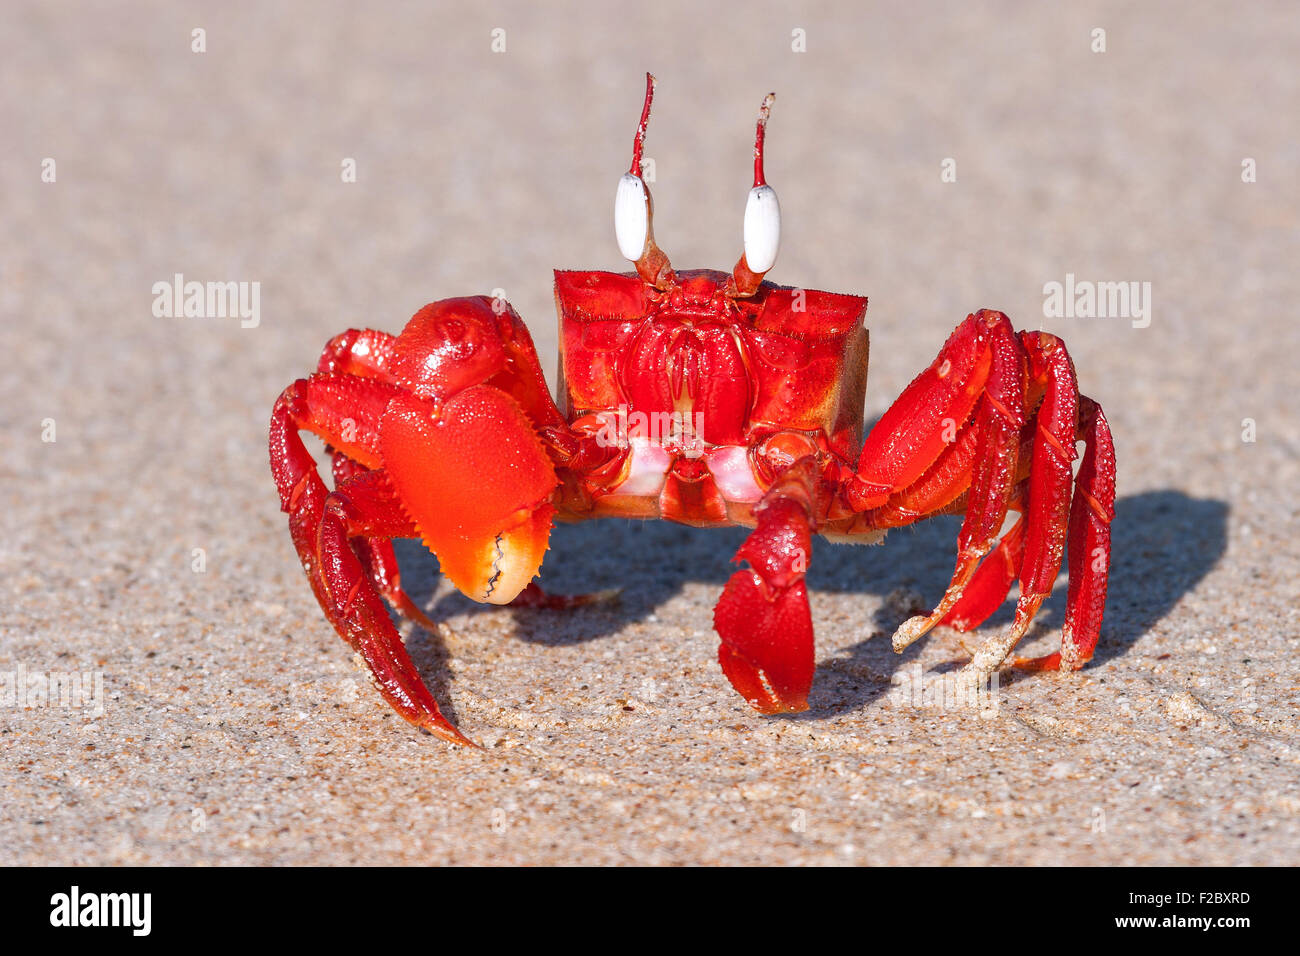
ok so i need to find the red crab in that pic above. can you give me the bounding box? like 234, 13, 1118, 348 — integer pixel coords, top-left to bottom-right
270, 75, 1116, 745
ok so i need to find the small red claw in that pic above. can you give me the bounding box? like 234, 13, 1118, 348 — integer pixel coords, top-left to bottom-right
712, 473, 818, 715
714, 572, 813, 713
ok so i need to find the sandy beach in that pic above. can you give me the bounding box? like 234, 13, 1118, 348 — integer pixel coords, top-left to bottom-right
2, 0, 1297, 865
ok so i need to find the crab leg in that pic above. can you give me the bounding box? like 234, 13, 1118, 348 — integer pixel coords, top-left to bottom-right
1014, 396, 1115, 670
317, 327, 400, 379
713, 457, 818, 713
317, 488, 477, 746
965, 332, 1079, 678
863, 422, 983, 528
329, 456, 438, 630
882, 311, 1028, 651
940, 509, 1026, 632
270, 374, 473, 744
846, 314, 993, 512
270, 372, 399, 612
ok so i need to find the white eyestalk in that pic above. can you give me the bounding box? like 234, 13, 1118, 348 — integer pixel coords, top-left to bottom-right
727, 91, 778, 299
615, 74, 674, 289
615, 172, 651, 261
743, 183, 780, 273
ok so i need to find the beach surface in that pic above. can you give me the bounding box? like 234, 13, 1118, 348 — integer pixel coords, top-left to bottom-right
2, 0, 1297, 865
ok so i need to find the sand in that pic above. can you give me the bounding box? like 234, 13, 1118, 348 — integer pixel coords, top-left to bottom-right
2, 0, 1298, 865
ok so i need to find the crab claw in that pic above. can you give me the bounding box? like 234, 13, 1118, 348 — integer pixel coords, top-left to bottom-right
435, 505, 556, 604
712, 460, 818, 714
380, 385, 558, 605
715, 570, 814, 713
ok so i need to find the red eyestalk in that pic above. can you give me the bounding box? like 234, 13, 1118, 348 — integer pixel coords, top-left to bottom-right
629, 72, 656, 177
752, 92, 774, 187
614, 72, 674, 289
727, 92, 781, 299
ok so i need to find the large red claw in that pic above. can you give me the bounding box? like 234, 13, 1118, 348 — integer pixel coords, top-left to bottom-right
380, 385, 558, 604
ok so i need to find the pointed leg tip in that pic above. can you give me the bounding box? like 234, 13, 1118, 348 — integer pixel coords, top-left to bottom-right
892, 615, 932, 652
959, 657, 998, 683
1011, 653, 1059, 671
420, 716, 481, 748
586, 587, 623, 605
751, 696, 810, 715
394, 595, 438, 632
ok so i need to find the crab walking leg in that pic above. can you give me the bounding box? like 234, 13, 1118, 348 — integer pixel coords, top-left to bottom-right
316, 508, 476, 746
270, 373, 400, 611
846, 315, 993, 512
324, 468, 496, 742
855, 440, 1028, 631
885, 311, 1028, 651
269, 375, 473, 743
965, 332, 1080, 679
330, 455, 437, 630
941, 505, 1027, 632
1014, 396, 1115, 670
713, 457, 818, 714
889, 434, 1035, 625
865, 423, 983, 528
317, 328, 400, 380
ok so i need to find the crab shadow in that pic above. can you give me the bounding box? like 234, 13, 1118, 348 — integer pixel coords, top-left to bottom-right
395, 490, 1227, 718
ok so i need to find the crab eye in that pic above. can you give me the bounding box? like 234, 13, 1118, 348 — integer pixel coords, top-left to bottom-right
743, 183, 780, 274
615, 172, 650, 262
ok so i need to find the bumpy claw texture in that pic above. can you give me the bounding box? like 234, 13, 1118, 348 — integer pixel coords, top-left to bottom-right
380, 387, 558, 604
